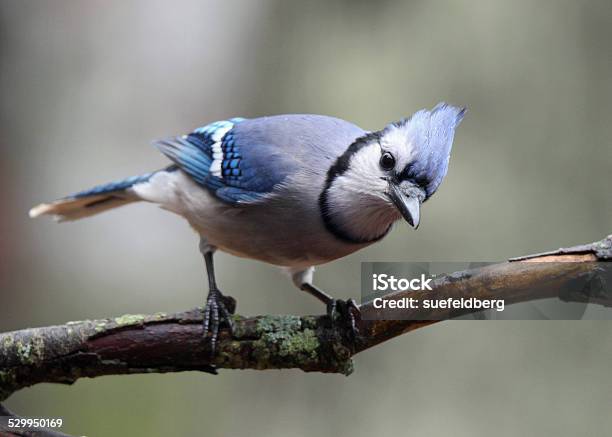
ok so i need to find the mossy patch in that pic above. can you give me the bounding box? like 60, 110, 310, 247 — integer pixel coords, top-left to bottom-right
277, 328, 318, 358
14, 335, 45, 365
229, 314, 247, 338
66, 320, 85, 326
255, 315, 303, 335
217, 340, 246, 367
94, 321, 108, 333
113, 314, 146, 327
251, 316, 320, 368
2, 335, 14, 350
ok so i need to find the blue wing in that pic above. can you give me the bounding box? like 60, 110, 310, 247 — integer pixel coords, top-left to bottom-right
153, 117, 297, 204
154, 114, 366, 204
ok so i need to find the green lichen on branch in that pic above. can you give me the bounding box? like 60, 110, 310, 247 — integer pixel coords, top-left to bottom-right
251, 315, 350, 372
1, 233, 609, 403
0, 310, 355, 402
254, 316, 318, 359
214, 314, 354, 375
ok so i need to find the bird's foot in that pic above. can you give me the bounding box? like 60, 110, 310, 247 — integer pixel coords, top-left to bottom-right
202, 288, 236, 358
327, 298, 361, 341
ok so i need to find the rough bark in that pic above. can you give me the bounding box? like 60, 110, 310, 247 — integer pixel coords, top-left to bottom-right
0, 234, 610, 436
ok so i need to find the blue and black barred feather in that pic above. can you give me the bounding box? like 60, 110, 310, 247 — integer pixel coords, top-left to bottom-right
219, 130, 243, 181
154, 117, 290, 204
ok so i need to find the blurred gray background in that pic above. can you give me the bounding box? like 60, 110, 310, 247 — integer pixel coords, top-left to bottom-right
1, 0, 611, 436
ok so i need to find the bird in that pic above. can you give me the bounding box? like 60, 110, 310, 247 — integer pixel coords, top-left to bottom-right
30, 102, 466, 354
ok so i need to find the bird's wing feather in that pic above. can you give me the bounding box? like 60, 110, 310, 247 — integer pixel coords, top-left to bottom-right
154, 115, 366, 204
154, 117, 294, 204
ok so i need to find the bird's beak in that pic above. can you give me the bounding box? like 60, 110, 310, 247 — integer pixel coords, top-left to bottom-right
388, 183, 421, 229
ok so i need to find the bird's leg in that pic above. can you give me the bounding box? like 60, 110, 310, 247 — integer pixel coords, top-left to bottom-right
300, 283, 360, 337
201, 242, 236, 357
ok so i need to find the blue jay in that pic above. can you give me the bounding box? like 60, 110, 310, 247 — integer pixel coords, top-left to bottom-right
30, 103, 465, 352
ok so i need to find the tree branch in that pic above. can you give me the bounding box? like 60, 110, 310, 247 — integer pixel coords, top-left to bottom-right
0, 235, 610, 435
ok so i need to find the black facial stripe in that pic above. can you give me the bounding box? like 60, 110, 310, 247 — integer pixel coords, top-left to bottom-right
399, 162, 428, 188
399, 163, 414, 180
318, 132, 391, 244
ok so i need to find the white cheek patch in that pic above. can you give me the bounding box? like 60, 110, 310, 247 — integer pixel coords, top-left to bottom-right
323, 142, 399, 242
328, 143, 388, 204
347, 143, 384, 183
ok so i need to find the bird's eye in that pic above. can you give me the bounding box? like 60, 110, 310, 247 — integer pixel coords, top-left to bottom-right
380, 152, 396, 171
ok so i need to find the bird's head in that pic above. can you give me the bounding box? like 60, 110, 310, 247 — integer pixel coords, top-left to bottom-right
320, 103, 466, 243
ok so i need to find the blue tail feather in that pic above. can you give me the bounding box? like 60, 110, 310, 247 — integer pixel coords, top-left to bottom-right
69, 165, 178, 199
71, 172, 154, 199
29, 166, 178, 221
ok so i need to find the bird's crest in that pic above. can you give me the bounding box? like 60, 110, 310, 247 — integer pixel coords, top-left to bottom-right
382, 102, 466, 197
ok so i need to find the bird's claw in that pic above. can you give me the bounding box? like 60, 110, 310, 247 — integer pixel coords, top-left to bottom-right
202, 289, 236, 357
326, 298, 361, 340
